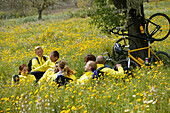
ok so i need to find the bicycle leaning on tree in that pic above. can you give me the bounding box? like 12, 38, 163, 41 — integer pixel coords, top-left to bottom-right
104, 13, 170, 74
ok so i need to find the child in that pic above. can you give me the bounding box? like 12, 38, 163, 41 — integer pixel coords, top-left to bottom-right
53, 60, 76, 85
12, 64, 36, 84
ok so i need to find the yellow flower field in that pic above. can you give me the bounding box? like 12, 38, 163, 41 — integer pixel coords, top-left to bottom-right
0, 1, 169, 113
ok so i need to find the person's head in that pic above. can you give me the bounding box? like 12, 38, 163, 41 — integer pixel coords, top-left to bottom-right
85, 61, 97, 72
58, 60, 74, 76
84, 54, 96, 64
35, 46, 43, 57
96, 55, 106, 64
19, 64, 28, 75
54, 62, 59, 73
58, 60, 67, 71
50, 51, 59, 62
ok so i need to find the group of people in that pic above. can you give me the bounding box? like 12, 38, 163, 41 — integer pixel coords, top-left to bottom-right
12, 46, 124, 86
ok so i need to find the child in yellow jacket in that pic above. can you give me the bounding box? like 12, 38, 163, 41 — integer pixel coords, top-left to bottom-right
12, 64, 36, 85
38, 60, 76, 85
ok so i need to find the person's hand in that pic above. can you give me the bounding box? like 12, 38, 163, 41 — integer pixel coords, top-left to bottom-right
116, 64, 122, 69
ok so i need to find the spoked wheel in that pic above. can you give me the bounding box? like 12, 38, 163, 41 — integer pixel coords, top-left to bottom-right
112, 37, 138, 61
146, 13, 170, 41
114, 59, 140, 77
151, 51, 170, 68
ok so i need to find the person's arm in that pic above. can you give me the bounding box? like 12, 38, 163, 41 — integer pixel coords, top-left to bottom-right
38, 69, 54, 85
110, 64, 124, 78
32, 58, 40, 70
31, 59, 50, 72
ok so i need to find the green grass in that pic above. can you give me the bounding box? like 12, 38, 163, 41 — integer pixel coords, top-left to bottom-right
0, 1, 169, 113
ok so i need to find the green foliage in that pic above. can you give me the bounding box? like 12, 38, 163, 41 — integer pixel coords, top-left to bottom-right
0, 1, 169, 112
68, 9, 88, 18
88, 0, 126, 33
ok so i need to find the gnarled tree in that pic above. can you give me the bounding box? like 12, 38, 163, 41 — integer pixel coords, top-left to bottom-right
29, 0, 56, 20
89, 0, 148, 59
113, 0, 148, 59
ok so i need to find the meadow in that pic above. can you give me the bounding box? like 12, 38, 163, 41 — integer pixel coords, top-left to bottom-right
0, 1, 170, 113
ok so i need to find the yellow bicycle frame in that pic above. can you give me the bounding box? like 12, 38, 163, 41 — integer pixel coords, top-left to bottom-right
128, 46, 161, 66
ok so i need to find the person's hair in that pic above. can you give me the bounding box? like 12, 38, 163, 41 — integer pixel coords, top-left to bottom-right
19, 64, 27, 75
35, 46, 43, 51
88, 61, 97, 71
96, 55, 105, 64
84, 54, 96, 63
58, 60, 74, 77
52, 51, 59, 58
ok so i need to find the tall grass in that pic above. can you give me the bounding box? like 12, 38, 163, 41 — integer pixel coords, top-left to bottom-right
0, 1, 169, 113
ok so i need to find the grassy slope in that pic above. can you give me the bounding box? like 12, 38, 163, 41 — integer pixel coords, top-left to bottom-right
0, 1, 169, 113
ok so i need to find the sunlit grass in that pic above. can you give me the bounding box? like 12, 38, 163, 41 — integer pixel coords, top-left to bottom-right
0, 1, 169, 113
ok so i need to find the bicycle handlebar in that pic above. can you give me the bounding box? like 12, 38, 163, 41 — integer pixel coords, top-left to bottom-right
108, 27, 122, 34
109, 27, 155, 42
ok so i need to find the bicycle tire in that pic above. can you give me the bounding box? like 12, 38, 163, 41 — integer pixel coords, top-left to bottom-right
151, 51, 170, 67
114, 59, 140, 76
112, 37, 138, 61
146, 13, 170, 41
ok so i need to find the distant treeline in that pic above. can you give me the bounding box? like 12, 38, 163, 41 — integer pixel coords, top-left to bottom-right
0, 0, 74, 19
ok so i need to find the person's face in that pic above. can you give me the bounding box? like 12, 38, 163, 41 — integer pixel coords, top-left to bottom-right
84, 58, 88, 64
35, 48, 43, 57
50, 53, 58, 62
85, 62, 91, 72
21, 66, 28, 75
54, 64, 59, 73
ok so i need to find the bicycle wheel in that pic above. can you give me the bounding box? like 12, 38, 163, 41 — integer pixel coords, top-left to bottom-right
146, 13, 170, 41
112, 37, 138, 61
114, 59, 140, 77
151, 51, 170, 67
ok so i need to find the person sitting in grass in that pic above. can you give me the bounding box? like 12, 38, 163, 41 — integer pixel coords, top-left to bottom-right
84, 54, 111, 68
37, 62, 59, 85
28, 46, 49, 72
53, 60, 76, 86
12, 64, 36, 85
96, 55, 124, 78
30, 50, 60, 82
38, 60, 76, 86
77, 61, 97, 85
84, 54, 96, 64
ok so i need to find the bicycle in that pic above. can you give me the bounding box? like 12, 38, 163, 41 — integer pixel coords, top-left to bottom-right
104, 13, 170, 74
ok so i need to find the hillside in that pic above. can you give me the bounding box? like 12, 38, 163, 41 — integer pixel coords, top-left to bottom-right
0, 1, 169, 113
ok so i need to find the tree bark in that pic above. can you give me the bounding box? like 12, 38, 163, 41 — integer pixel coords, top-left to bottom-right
38, 9, 42, 20
113, 0, 148, 59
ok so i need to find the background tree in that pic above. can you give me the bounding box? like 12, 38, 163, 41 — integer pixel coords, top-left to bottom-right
29, 0, 56, 20
0, 0, 29, 19
88, 0, 126, 32
113, 0, 148, 59
89, 0, 148, 59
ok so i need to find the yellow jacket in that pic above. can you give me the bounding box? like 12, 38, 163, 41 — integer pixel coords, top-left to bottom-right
31, 55, 49, 70
97, 64, 124, 78
38, 68, 55, 85
38, 69, 76, 85
12, 74, 36, 85
31, 59, 59, 72
65, 74, 76, 82
50, 73, 76, 85
77, 71, 94, 85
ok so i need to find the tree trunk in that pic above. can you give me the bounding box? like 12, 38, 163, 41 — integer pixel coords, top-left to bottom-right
113, 0, 148, 59
38, 9, 42, 20
128, 4, 148, 59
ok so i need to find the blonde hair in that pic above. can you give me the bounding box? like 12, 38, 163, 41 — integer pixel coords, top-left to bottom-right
58, 60, 75, 77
